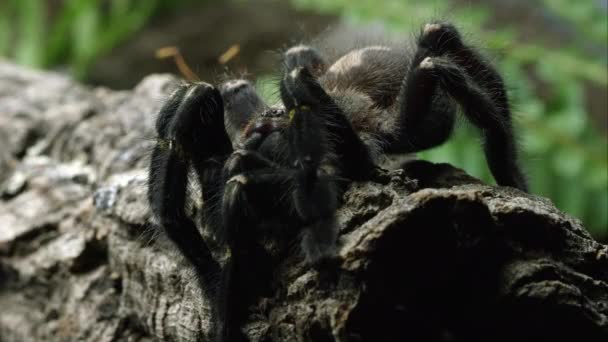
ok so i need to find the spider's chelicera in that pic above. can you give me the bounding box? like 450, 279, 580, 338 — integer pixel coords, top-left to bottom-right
148, 22, 528, 341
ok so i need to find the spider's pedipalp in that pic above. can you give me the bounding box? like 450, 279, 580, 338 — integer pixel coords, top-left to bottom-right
419, 56, 434, 69
219, 79, 267, 145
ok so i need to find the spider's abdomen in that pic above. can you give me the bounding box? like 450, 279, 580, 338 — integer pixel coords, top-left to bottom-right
316, 46, 408, 160
321, 46, 409, 108
330, 88, 395, 161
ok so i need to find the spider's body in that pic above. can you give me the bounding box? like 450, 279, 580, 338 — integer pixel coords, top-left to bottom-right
148, 22, 528, 341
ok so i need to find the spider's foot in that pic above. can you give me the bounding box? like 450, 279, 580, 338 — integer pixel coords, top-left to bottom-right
156, 82, 220, 136
311, 254, 341, 287
419, 21, 464, 55
416, 56, 467, 91
174, 82, 223, 130
304, 243, 339, 267
154, 81, 232, 161
281, 66, 326, 108
299, 211, 339, 265
164, 82, 227, 151
419, 56, 434, 69
280, 66, 332, 170
368, 166, 393, 184
423, 22, 443, 36
284, 45, 327, 76
369, 167, 418, 190
303, 234, 339, 269
307, 240, 341, 286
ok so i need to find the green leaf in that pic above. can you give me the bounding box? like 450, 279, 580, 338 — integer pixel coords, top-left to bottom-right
552, 146, 585, 178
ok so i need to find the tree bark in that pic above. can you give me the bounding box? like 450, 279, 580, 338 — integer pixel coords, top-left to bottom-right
0, 62, 606, 341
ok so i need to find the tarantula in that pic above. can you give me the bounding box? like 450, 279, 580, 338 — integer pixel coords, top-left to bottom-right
148, 22, 527, 341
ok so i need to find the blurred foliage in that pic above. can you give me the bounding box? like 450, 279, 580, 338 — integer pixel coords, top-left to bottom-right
0, 0, 606, 240
0, 0, 194, 78
542, 0, 608, 46
290, 0, 608, 239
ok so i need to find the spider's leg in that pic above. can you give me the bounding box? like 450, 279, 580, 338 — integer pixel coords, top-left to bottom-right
281, 66, 379, 181
284, 44, 328, 77
169, 81, 274, 342
215, 146, 281, 243
216, 166, 337, 342
389, 60, 457, 153
387, 25, 463, 153
281, 66, 359, 263
215, 122, 339, 341
418, 22, 528, 191
419, 21, 510, 107
148, 82, 232, 295
217, 168, 294, 342
417, 22, 515, 124
422, 56, 528, 190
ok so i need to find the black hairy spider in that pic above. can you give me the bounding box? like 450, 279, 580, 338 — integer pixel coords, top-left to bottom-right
148, 22, 528, 342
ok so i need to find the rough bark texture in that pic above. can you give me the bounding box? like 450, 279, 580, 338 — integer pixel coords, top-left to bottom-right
0, 62, 606, 342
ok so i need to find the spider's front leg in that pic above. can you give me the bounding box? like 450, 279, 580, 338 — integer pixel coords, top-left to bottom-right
217, 143, 305, 342
148, 82, 232, 295
280, 66, 387, 262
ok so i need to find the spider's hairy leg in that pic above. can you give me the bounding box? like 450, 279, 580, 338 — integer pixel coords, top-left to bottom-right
215, 120, 341, 340
214, 80, 290, 342
389, 56, 457, 153
213, 122, 291, 341
281, 66, 379, 181
218, 143, 282, 244
388, 20, 480, 153
419, 22, 528, 191
218, 151, 294, 342
285, 104, 339, 264
280, 66, 365, 264
148, 82, 232, 296
423, 56, 528, 190
284, 44, 328, 77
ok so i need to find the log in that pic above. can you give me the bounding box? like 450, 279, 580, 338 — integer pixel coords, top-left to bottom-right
0, 63, 606, 341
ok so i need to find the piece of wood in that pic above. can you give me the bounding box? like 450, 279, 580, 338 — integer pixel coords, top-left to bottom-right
0, 62, 606, 341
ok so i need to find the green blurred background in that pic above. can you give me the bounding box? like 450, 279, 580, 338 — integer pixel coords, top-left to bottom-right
1, 0, 606, 241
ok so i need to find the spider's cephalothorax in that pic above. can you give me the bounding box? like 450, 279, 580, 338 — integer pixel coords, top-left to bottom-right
148, 22, 528, 342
